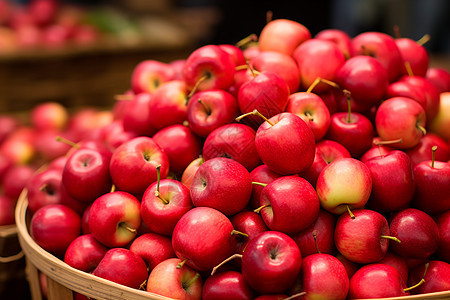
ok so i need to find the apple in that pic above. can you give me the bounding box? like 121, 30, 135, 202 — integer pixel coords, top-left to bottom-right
190, 157, 252, 216
315, 139, 351, 163
26, 167, 63, 214
334, 209, 397, 264
130, 60, 174, 94
249, 164, 282, 209
146, 257, 202, 300
299, 253, 349, 300
63, 234, 108, 272
152, 124, 202, 175
172, 207, 237, 271
429, 92, 450, 141
202, 270, 255, 300
407, 133, 449, 165
293, 38, 346, 93
141, 177, 193, 236
395, 37, 429, 77
257, 176, 320, 235
186, 89, 239, 138
315, 28, 354, 58
407, 261, 450, 294
122, 92, 158, 137
218, 44, 246, 66
389, 208, 440, 259
436, 210, 450, 263
202, 123, 261, 171
364, 150, 416, 213
30, 101, 68, 132
109, 136, 169, 197
92, 248, 148, 290
0, 195, 16, 226
286, 92, 331, 142
349, 264, 409, 298
378, 251, 409, 284
316, 157, 372, 215
99, 120, 136, 151
88, 191, 141, 248
129, 233, 176, 270
30, 204, 81, 257
426, 67, 450, 93
180, 157, 203, 190
375, 96, 427, 149
258, 19, 311, 56
2, 164, 35, 200
29, 0, 59, 27
230, 210, 268, 255
241, 231, 302, 294
183, 44, 236, 92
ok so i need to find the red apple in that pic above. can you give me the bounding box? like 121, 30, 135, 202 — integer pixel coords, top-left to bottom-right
249, 164, 282, 209
130, 60, 174, 94
426, 67, 450, 93
202, 270, 255, 300
395, 37, 429, 77
129, 233, 176, 270
63, 234, 108, 272
0, 195, 16, 226
315, 28, 354, 58
31, 101, 68, 131
122, 92, 157, 137
436, 210, 450, 263
407, 260, 450, 294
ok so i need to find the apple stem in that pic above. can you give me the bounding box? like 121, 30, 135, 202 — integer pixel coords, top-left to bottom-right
346, 92, 352, 123
39, 184, 47, 192
417, 124, 427, 136
139, 279, 147, 290
346, 205, 355, 219
393, 25, 401, 39
198, 99, 212, 115
254, 203, 271, 214
235, 109, 275, 126
186, 74, 208, 102
231, 229, 249, 238
182, 272, 200, 290
114, 94, 134, 101
404, 61, 414, 77
252, 181, 268, 187
119, 222, 137, 234
235, 33, 257, 49
373, 138, 403, 146
283, 292, 307, 300
306, 77, 321, 93
380, 235, 402, 244
110, 184, 116, 193
431, 145, 437, 168
306, 77, 342, 94
154, 164, 169, 204
56, 136, 79, 149
404, 263, 429, 292
416, 34, 431, 46
313, 230, 321, 254
235, 64, 249, 71
266, 10, 273, 24
304, 111, 314, 122
176, 259, 188, 269
211, 254, 243, 276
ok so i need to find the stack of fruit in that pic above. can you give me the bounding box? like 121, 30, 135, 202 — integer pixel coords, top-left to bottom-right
22, 18, 450, 300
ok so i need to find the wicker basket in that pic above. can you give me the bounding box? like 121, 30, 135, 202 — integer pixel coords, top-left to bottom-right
15, 190, 450, 300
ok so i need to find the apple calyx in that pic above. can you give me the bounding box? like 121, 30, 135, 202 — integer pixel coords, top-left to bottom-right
312, 230, 321, 254
431, 145, 437, 168
403, 262, 429, 292
56, 136, 79, 149
211, 253, 243, 276
235, 33, 257, 49
236, 109, 275, 126
154, 164, 169, 204
380, 235, 402, 244
283, 292, 307, 300
254, 203, 271, 214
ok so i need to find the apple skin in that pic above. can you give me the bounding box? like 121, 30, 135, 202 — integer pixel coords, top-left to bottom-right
129, 233, 176, 270
30, 101, 68, 131
406, 133, 449, 165
122, 92, 157, 137
389, 208, 440, 259
63, 234, 108, 273
88, 191, 141, 248
349, 264, 409, 299
250, 50, 300, 93
92, 248, 148, 290
364, 150, 416, 213
395, 37, 429, 77
186, 89, 239, 138
286, 92, 331, 142
230, 210, 268, 255
426, 67, 450, 93
291, 209, 337, 257
141, 178, 193, 236
152, 124, 202, 175
316, 157, 372, 215
255, 112, 316, 175
202, 270, 255, 300
180, 157, 203, 190
429, 92, 450, 141
249, 164, 282, 209
2, 164, 35, 200
146, 258, 202, 300
436, 210, 450, 263
172, 207, 237, 272
109, 136, 169, 197
412, 160, 450, 215
334, 209, 392, 264
30, 204, 81, 257
375, 96, 427, 149
202, 123, 261, 171
407, 261, 450, 294
190, 157, 252, 216
130, 59, 174, 94
378, 251, 409, 284
241, 231, 302, 294
293, 38, 346, 93
183, 44, 236, 92
26, 167, 63, 214
0, 195, 16, 226
299, 253, 349, 300
315, 28, 354, 58
259, 176, 320, 235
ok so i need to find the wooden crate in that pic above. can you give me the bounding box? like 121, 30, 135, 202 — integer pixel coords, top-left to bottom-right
15, 190, 450, 300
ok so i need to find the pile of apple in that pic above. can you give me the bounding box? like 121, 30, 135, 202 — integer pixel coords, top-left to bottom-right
24, 18, 450, 300
0, 0, 101, 52
0, 102, 112, 227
